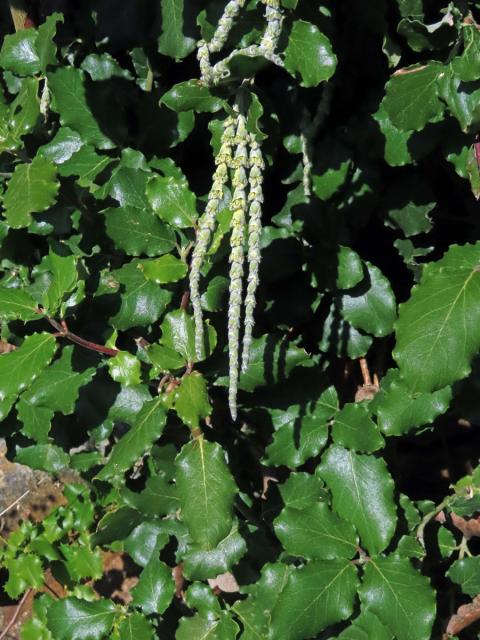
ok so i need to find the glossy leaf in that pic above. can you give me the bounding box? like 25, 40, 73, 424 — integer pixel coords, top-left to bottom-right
158, 0, 195, 60
176, 437, 237, 550
284, 20, 337, 87
47, 598, 117, 640
131, 557, 175, 615
270, 560, 359, 640
332, 402, 385, 453
146, 175, 197, 228
3, 157, 59, 228
319, 445, 397, 555
104, 206, 176, 257
174, 372, 211, 429
394, 243, 480, 392
359, 557, 435, 640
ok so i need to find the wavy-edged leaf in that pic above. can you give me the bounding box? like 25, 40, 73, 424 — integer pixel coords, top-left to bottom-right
96, 396, 167, 481
332, 402, 384, 453
47, 597, 117, 640
274, 503, 358, 560
0, 287, 39, 321
0, 333, 56, 402
270, 559, 359, 640
284, 20, 337, 87
394, 243, 480, 392
174, 372, 211, 429
104, 206, 176, 257
359, 556, 436, 640
318, 445, 397, 555
131, 557, 175, 615
176, 437, 237, 550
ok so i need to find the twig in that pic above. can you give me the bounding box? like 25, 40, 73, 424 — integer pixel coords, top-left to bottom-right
0, 489, 31, 519
0, 588, 32, 640
38, 311, 119, 357
359, 357, 372, 387
416, 496, 451, 549
180, 291, 190, 310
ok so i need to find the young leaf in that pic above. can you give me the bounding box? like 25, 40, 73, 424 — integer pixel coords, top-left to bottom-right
0, 333, 56, 401
270, 560, 359, 640
46, 598, 117, 640
96, 396, 167, 481
131, 557, 175, 615
3, 157, 59, 228
318, 445, 397, 555
394, 243, 480, 393
176, 437, 237, 550
284, 20, 337, 87
274, 503, 358, 560
4, 554, 44, 598
359, 556, 436, 640
174, 372, 211, 429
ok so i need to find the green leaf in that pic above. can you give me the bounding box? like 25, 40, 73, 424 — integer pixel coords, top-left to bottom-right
201, 275, 229, 312
274, 503, 358, 560
319, 445, 397, 555
447, 557, 480, 596
123, 475, 180, 518
139, 254, 188, 283
176, 437, 237, 550
144, 343, 185, 374
0, 287, 39, 321
81, 53, 131, 81
1, 77, 41, 152
161, 80, 225, 113
182, 527, 246, 580
374, 102, 413, 167
438, 66, 480, 133
108, 351, 142, 386
48, 67, 114, 148
96, 396, 167, 481
42, 251, 78, 314
394, 243, 480, 393
123, 521, 169, 567
17, 346, 95, 442
452, 25, 480, 82
59, 145, 114, 187
104, 206, 176, 257
110, 262, 172, 330
336, 610, 393, 640
117, 613, 155, 640
176, 611, 239, 640
265, 385, 338, 467
332, 402, 385, 453
371, 369, 452, 436
174, 372, 211, 429
341, 262, 397, 337
359, 556, 435, 640
160, 309, 217, 363
15, 444, 69, 473
437, 526, 457, 558
0, 333, 56, 402
36, 13, 63, 71
383, 63, 444, 131
284, 20, 337, 88
131, 557, 175, 615
4, 554, 44, 598
61, 544, 103, 581
270, 560, 359, 640
278, 472, 327, 510
38, 127, 83, 164
3, 157, 59, 228
0, 29, 40, 76
146, 175, 197, 228
158, 0, 195, 60
47, 598, 117, 640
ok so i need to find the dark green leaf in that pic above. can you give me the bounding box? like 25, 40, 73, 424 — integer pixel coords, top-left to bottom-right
174, 372, 211, 429
319, 445, 397, 555
284, 20, 337, 87
104, 206, 176, 257
146, 175, 197, 227
158, 0, 196, 60
161, 80, 225, 113
332, 402, 385, 453
47, 598, 117, 640
447, 557, 480, 596
131, 557, 175, 615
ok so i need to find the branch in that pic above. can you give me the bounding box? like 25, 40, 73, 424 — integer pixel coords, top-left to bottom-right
38, 311, 119, 357
416, 496, 451, 549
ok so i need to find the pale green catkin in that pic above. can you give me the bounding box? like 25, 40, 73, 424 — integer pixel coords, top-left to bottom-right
228, 113, 249, 420
209, 0, 247, 53
259, 0, 284, 67
197, 40, 213, 84
190, 116, 236, 360
241, 136, 264, 373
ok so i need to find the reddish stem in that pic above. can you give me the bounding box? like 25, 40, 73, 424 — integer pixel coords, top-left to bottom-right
40, 312, 119, 357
